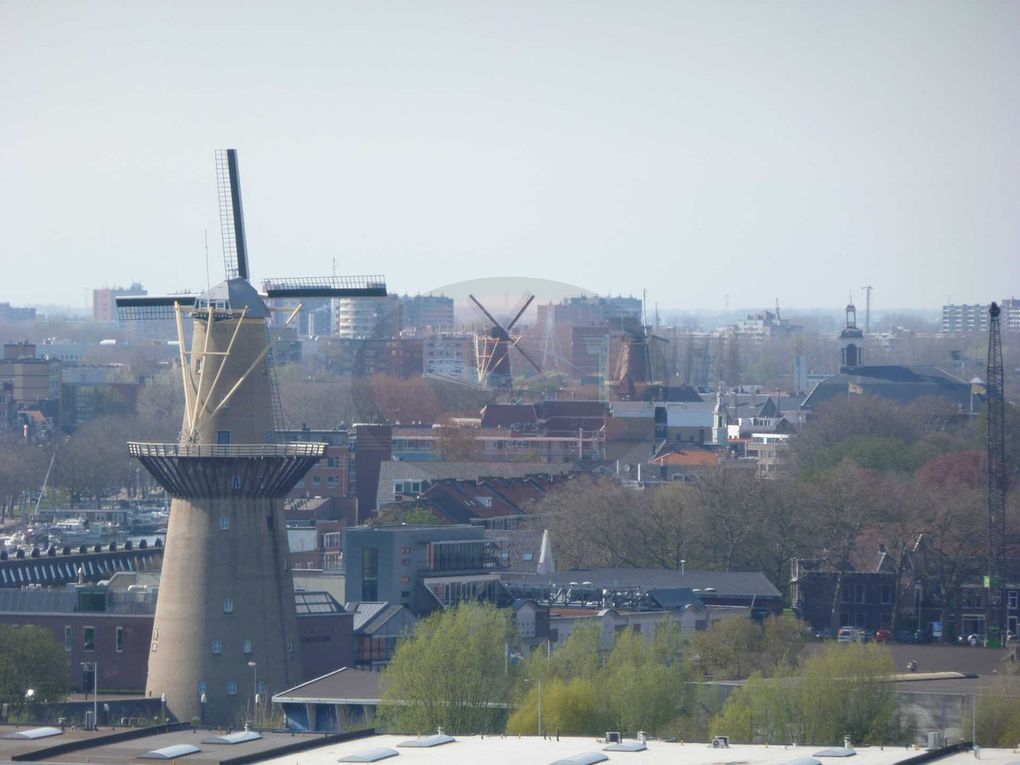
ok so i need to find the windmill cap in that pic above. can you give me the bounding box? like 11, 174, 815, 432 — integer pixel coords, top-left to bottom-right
197, 278, 270, 319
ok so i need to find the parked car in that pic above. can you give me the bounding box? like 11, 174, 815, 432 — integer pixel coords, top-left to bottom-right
837, 626, 867, 644
874, 629, 892, 643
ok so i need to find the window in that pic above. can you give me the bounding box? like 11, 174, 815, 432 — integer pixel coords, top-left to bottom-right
232, 476, 242, 490
881, 584, 893, 604
116, 626, 124, 653
1009, 590, 1018, 610
212, 640, 222, 655
242, 639, 253, 655
855, 613, 867, 627
257, 679, 266, 694
855, 584, 866, 603
287, 638, 295, 654
83, 626, 95, 651
64, 625, 72, 652
220, 516, 230, 531
226, 680, 237, 696
312, 476, 321, 487
217, 430, 231, 445
362, 547, 379, 601
223, 598, 234, 614
198, 681, 208, 697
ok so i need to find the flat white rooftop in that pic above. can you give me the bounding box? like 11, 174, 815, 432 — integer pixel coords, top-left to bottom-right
258, 734, 1020, 765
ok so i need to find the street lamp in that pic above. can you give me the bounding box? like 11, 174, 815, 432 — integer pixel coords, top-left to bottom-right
247, 661, 257, 728
200, 693, 207, 727
80, 661, 98, 731
524, 677, 543, 738
160, 692, 166, 726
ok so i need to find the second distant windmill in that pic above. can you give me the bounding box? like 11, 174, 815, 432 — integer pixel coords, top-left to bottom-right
469, 292, 541, 391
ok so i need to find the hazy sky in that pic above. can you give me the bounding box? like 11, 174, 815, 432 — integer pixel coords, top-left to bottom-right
2, 1, 1018, 311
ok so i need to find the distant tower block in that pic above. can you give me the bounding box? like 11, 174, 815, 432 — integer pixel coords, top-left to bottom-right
130, 283, 325, 725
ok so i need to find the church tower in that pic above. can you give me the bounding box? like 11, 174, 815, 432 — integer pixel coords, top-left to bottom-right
840, 303, 864, 370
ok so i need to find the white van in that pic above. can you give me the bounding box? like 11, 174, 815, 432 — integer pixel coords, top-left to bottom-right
837, 626, 866, 643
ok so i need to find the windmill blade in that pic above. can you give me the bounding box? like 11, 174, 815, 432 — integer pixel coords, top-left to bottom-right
505, 293, 535, 331
511, 336, 542, 373
216, 148, 249, 281
264, 275, 387, 299
116, 294, 197, 321
468, 294, 503, 330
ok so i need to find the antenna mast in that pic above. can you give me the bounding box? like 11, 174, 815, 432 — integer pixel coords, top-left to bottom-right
861, 286, 873, 334
986, 301, 1007, 645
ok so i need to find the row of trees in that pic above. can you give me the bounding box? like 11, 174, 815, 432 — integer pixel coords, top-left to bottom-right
379, 603, 916, 744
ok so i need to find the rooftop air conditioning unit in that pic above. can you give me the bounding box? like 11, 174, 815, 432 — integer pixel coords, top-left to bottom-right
606, 732, 621, 744
712, 736, 730, 748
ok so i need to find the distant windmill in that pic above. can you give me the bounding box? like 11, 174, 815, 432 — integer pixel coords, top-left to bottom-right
469, 292, 541, 389
116, 149, 385, 725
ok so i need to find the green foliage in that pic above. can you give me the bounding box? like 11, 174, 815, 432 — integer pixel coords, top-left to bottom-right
506, 677, 605, 736
692, 614, 811, 680
712, 642, 912, 745
0, 626, 70, 710
379, 603, 514, 734
510, 621, 701, 739
965, 676, 1020, 746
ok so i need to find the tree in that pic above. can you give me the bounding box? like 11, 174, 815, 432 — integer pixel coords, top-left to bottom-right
0, 436, 52, 519
713, 643, 910, 745
508, 621, 699, 739
379, 603, 514, 734
0, 626, 70, 713
691, 613, 810, 680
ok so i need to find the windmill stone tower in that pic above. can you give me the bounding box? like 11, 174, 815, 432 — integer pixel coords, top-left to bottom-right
119, 150, 385, 724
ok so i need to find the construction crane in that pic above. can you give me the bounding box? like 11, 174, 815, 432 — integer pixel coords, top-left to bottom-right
861, 286, 873, 334
986, 301, 1007, 645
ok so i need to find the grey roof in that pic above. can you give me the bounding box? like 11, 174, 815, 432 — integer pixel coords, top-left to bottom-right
484, 529, 545, 574
0, 589, 78, 613
501, 569, 782, 600
344, 602, 415, 636
377, 461, 574, 506
647, 588, 706, 610
273, 666, 385, 704
197, 278, 269, 319
802, 365, 970, 410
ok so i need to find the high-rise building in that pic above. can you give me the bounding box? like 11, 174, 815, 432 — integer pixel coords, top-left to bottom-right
93, 283, 147, 322
336, 294, 401, 339
400, 294, 454, 334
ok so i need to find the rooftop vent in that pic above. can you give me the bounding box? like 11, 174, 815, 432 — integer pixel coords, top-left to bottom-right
139, 744, 201, 760
202, 730, 262, 744
398, 734, 455, 748
338, 748, 399, 763
551, 753, 609, 765
2, 727, 63, 740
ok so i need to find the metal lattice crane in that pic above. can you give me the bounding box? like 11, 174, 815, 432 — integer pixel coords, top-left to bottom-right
986, 301, 1007, 644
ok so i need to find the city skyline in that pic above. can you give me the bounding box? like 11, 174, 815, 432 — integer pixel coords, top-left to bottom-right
2, 1, 1018, 310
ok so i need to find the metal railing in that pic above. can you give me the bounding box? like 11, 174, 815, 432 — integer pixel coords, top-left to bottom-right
128, 442, 327, 459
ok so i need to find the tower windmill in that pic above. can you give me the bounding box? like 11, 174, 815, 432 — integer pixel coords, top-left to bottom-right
118, 149, 386, 724
469, 293, 541, 390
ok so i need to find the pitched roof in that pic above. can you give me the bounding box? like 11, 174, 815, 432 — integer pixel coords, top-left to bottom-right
802, 365, 970, 409
273, 666, 385, 704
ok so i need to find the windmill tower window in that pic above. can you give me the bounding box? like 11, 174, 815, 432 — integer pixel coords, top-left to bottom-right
232, 476, 242, 490
211, 639, 222, 655
223, 597, 234, 614
220, 517, 230, 531
217, 431, 231, 445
